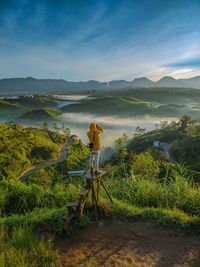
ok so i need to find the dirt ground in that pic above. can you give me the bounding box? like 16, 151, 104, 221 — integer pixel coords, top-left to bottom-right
57, 220, 200, 267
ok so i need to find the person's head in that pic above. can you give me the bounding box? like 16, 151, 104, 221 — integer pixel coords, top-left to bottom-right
89, 123, 97, 131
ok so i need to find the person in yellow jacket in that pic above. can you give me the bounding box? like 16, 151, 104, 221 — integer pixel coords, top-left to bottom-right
87, 123, 103, 175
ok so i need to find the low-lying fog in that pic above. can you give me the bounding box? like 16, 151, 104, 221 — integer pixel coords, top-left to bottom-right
61, 112, 176, 147
0, 94, 178, 148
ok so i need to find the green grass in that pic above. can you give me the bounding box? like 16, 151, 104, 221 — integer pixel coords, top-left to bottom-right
0, 225, 61, 267
104, 172, 200, 216
111, 199, 200, 233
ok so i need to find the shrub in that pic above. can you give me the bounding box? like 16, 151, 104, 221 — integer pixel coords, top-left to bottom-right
131, 151, 160, 179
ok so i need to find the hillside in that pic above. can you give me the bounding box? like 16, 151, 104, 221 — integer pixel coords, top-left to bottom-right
94, 87, 200, 104
61, 92, 200, 118
20, 108, 62, 121
0, 96, 59, 121
0, 99, 22, 109
0, 120, 200, 266
61, 96, 158, 116
0, 122, 65, 179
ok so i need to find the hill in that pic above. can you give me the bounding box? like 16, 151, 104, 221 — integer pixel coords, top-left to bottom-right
61, 91, 200, 118
20, 108, 62, 121
61, 96, 158, 116
0, 96, 59, 120
0, 122, 65, 179
0, 99, 22, 109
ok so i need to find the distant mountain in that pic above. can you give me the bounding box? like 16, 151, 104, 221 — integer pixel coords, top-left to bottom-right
132, 77, 154, 87
179, 76, 200, 89
155, 76, 184, 87
1, 75, 200, 93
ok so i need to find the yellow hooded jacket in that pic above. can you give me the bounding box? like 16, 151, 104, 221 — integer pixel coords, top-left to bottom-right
87, 123, 103, 151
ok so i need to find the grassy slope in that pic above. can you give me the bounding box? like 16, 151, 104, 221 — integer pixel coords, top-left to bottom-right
61, 96, 158, 116
61, 89, 200, 118
0, 96, 59, 120
20, 108, 62, 121
0, 99, 22, 109
96, 87, 200, 104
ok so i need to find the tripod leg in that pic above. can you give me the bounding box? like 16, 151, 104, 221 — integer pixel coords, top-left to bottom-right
91, 183, 99, 219
100, 180, 113, 204
79, 189, 89, 216
97, 178, 100, 202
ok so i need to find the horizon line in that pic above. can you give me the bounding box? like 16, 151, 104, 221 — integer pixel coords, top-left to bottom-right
0, 74, 200, 83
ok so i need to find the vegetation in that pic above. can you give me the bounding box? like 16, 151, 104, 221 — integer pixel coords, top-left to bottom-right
0, 122, 66, 179
0, 96, 58, 121
0, 226, 61, 267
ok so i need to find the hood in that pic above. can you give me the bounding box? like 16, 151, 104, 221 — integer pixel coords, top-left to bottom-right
90, 123, 97, 131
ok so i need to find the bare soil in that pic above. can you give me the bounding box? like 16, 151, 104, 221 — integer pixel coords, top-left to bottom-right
57, 220, 200, 267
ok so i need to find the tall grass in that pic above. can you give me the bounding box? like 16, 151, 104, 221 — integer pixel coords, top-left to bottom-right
105, 168, 200, 216
0, 226, 61, 267
0, 179, 81, 216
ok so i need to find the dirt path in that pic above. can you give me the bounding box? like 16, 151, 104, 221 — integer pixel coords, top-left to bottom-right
20, 140, 69, 182
58, 220, 200, 267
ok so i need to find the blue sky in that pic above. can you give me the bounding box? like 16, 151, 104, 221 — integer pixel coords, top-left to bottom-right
0, 0, 200, 81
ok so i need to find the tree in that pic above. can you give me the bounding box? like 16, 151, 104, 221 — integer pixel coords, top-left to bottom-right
160, 121, 169, 129
42, 121, 49, 132
114, 133, 128, 161
53, 123, 58, 132
179, 115, 195, 133
134, 126, 146, 136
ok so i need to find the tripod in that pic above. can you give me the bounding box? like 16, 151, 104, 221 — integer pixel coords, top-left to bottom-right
63, 161, 113, 227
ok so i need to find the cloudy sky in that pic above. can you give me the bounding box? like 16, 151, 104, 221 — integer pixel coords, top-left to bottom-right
0, 0, 200, 81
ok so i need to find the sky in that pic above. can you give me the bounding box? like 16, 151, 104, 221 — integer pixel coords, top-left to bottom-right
0, 0, 200, 81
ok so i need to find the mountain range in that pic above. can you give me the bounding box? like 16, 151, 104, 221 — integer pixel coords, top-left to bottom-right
1, 75, 200, 94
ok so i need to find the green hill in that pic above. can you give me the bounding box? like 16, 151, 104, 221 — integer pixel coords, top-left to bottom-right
0, 99, 22, 109
61, 96, 158, 116
20, 108, 62, 121
61, 93, 200, 118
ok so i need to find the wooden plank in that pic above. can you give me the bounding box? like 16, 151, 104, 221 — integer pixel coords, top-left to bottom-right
92, 171, 107, 180
63, 213, 75, 221
66, 201, 79, 207
68, 170, 85, 176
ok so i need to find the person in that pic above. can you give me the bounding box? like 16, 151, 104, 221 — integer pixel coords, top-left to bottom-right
87, 123, 103, 175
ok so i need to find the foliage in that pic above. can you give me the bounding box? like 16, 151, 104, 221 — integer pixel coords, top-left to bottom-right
0, 179, 81, 216
0, 118, 200, 267
0, 123, 65, 179
66, 139, 90, 170
131, 151, 160, 179
105, 164, 200, 217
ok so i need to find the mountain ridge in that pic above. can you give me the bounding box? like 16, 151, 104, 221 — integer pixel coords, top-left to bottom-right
1, 75, 200, 93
